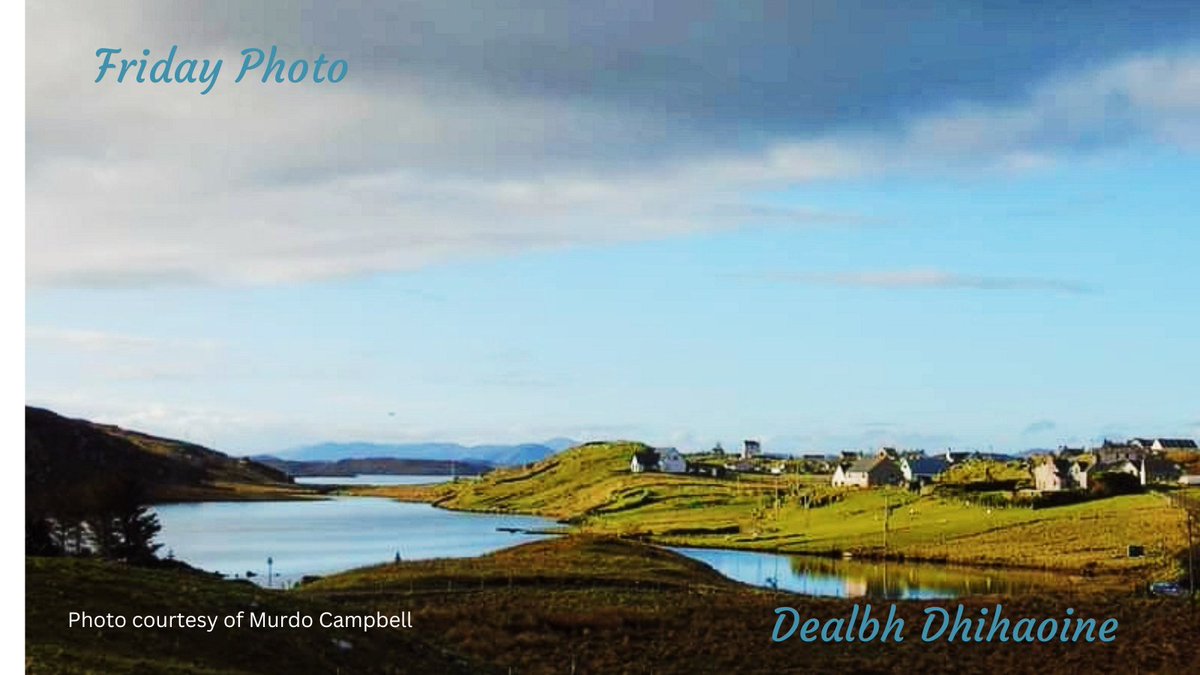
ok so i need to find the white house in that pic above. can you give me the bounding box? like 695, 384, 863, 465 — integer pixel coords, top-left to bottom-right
630, 449, 657, 473
1131, 438, 1198, 452
831, 464, 849, 487
831, 456, 905, 488
630, 447, 687, 474
903, 456, 950, 484
1082, 459, 1140, 489
1033, 458, 1088, 491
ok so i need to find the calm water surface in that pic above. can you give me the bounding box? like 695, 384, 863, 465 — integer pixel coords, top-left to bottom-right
672, 547, 1075, 599
155, 497, 1071, 597
154, 497, 551, 587
294, 474, 459, 486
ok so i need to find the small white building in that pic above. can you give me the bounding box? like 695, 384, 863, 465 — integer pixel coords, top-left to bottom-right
631, 449, 657, 473
831, 464, 848, 487
903, 456, 950, 484
630, 447, 687, 474
832, 456, 905, 488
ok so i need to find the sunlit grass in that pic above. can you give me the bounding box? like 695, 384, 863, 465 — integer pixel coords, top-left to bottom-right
364, 442, 1193, 575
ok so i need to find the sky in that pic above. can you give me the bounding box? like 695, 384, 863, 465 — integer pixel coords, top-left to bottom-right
25, 1, 1200, 455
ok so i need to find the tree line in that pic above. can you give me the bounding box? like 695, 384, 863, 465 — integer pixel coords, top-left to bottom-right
26, 477, 162, 564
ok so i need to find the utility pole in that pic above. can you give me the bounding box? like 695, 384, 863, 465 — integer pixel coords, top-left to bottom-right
267, 556, 273, 589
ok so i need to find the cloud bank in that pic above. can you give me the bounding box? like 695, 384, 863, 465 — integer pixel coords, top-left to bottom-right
26, 1, 1200, 286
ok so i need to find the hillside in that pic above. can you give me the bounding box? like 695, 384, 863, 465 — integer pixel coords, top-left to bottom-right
304, 535, 735, 594
298, 536, 1199, 675
426, 441, 754, 528
26, 556, 485, 674
375, 442, 1196, 575
26, 406, 310, 504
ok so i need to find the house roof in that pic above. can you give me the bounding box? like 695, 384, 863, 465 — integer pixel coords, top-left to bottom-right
632, 449, 660, 466
1040, 458, 1076, 476
1143, 456, 1183, 475
845, 457, 877, 473
1090, 459, 1136, 473
1154, 438, 1198, 449
908, 457, 949, 476
848, 456, 893, 473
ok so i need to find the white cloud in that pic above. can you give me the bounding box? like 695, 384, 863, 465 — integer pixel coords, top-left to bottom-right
25, 0, 1200, 287
27, 327, 219, 352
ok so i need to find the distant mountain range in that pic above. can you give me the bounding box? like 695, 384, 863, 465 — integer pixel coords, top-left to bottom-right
272, 438, 578, 467
251, 456, 494, 477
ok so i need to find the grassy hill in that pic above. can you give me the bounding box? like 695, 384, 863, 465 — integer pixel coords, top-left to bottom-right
303, 535, 735, 594
26, 556, 486, 674
298, 536, 1199, 675
26, 406, 312, 503
420, 441, 769, 533
364, 442, 1196, 575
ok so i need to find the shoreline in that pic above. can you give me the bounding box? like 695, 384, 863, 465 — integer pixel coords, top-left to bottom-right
344, 486, 1161, 581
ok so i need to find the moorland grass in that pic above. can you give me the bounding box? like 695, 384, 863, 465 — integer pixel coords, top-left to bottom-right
300, 536, 1200, 675
25, 557, 487, 674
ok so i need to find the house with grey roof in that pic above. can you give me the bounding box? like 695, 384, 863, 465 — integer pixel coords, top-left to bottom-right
1140, 456, 1183, 485
831, 455, 905, 488
902, 456, 950, 485
630, 447, 687, 474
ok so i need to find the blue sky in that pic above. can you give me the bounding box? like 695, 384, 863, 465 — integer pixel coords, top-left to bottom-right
26, 2, 1200, 454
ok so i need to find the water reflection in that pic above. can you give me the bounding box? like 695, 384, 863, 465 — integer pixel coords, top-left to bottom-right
672, 547, 1074, 599
154, 497, 550, 587
294, 474, 456, 486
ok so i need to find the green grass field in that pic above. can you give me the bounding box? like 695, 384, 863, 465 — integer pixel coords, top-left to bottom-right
358, 442, 1197, 575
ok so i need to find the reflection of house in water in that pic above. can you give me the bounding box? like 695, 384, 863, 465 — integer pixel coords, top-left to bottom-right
842, 577, 869, 598
777, 554, 1072, 600
680, 547, 1077, 600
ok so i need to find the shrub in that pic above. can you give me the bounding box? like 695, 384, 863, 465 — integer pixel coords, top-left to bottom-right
1088, 472, 1143, 498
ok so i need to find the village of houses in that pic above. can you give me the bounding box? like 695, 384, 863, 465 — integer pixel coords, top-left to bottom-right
629, 436, 1200, 492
